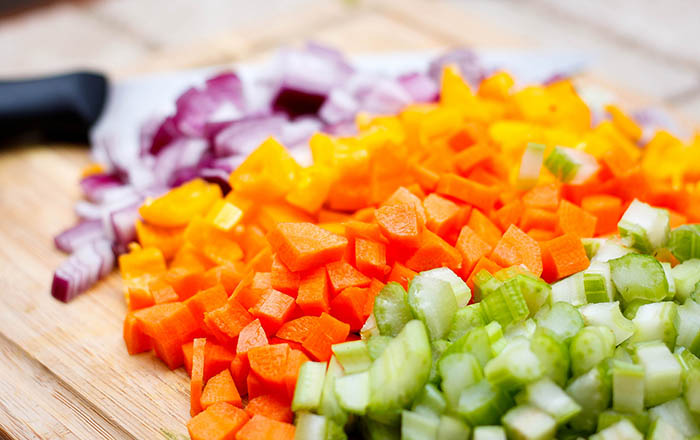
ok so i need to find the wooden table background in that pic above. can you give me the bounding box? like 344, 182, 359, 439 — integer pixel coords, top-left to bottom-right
0, 1, 698, 439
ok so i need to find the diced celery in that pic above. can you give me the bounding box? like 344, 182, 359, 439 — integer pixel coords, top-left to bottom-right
622, 299, 650, 319
566, 364, 611, 432
367, 335, 391, 361
442, 326, 493, 368
583, 238, 605, 260
634, 341, 683, 407
457, 380, 514, 426
473, 426, 507, 440
591, 239, 635, 263
484, 337, 542, 392
485, 321, 504, 344
578, 302, 634, 345
318, 356, 348, 426
292, 361, 327, 412
570, 326, 615, 376
649, 397, 700, 437
534, 302, 584, 344
325, 421, 347, 440
611, 360, 645, 414
412, 384, 447, 417
505, 318, 537, 340
610, 253, 669, 303
669, 224, 700, 262
502, 405, 556, 440
439, 352, 483, 409
474, 270, 503, 302
294, 412, 327, 440
408, 275, 458, 341
361, 314, 380, 339
334, 371, 370, 415
584, 261, 615, 302
481, 278, 529, 327
513, 274, 551, 317
613, 343, 635, 363
436, 415, 471, 440
447, 303, 486, 341
629, 301, 678, 349
676, 299, 700, 357
374, 282, 413, 337
544, 146, 598, 184
685, 369, 700, 413
421, 267, 471, 307
401, 410, 439, 440
661, 261, 677, 298
517, 142, 545, 190
522, 377, 581, 425
617, 199, 670, 253
583, 273, 609, 304
589, 419, 643, 440
427, 339, 449, 385
367, 320, 432, 424
362, 419, 399, 440
671, 259, 700, 302
332, 340, 372, 374
551, 272, 587, 306
531, 328, 570, 387
597, 410, 650, 434
647, 418, 685, 440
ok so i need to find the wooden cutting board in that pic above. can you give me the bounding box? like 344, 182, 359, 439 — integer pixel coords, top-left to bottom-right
0, 2, 694, 439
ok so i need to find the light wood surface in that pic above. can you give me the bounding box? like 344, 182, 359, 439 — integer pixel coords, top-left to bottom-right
0, 1, 697, 439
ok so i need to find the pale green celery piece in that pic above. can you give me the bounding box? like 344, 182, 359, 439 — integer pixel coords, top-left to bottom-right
578, 301, 634, 345
447, 303, 486, 341
685, 369, 700, 413
473, 270, 503, 302
484, 337, 542, 392
550, 272, 587, 306
513, 274, 551, 317
531, 328, 570, 387
583, 273, 609, 303
400, 410, 439, 440
334, 371, 370, 415
584, 262, 615, 303
671, 259, 700, 302
427, 339, 450, 385
634, 341, 683, 407
294, 412, 327, 440
332, 340, 372, 374
360, 313, 379, 340
570, 326, 615, 377
411, 383, 447, 417
544, 146, 581, 183
456, 380, 514, 426
325, 421, 347, 440
420, 267, 471, 307
522, 377, 581, 425
647, 418, 686, 440
367, 335, 391, 361
534, 302, 584, 344
609, 253, 669, 303
582, 237, 605, 260
613, 343, 635, 363
591, 239, 635, 263
473, 426, 507, 440
362, 419, 399, 440
441, 326, 493, 368
566, 364, 612, 432
408, 275, 457, 341
517, 142, 546, 190
676, 299, 700, 357
669, 224, 700, 262
505, 318, 537, 340
649, 397, 700, 437
439, 352, 483, 409
596, 410, 650, 434
292, 361, 327, 412
436, 415, 471, 440
589, 419, 643, 440
617, 199, 670, 253
481, 278, 529, 327
367, 320, 431, 425
318, 356, 347, 426
629, 301, 678, 349
373, 282, 412, 337
661, 261, 677, 298
611, 360, 645, 414
485, 321, 503, 344
502, 405, 556, 440
622, 299, 651, 320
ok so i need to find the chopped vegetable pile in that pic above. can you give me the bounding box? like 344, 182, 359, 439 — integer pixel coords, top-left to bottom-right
62, 45, 700, 439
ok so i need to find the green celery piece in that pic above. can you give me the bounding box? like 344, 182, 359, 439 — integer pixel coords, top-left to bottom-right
629, 301, 678, 349
441, 326, 493, 368
582, 238, 604, 260
360, 313, 380, 340
446, 303, 486, 341
589, 419, 643, 440
609, 253, 669, 303
661, 261, 677, 298
456, 380, 514, 426
318, 356, 348, 426
373, 282, 412, 337
647, 418, 686, 440
517, 142, 546, 190
676, 299, 700, 357
427, 339, 450, 385
504, 318, 537, 340
566, 364, 612, 433
485, 321, 503, 344
439, 352, 483, 409
578, 301, 635, 345
408, 274, 457, 341
367, 320, 431, 425
480, 288, 512, 327
500, 278, 530, 322
534, 302, 584, 344
634, 341, 683, 407
294, 412, 327, 440
544, 146, 580, 182
585, 261, 616, 302
671, 259, 700, 302
334, 371, 370, 415
522, 377, 581, 425
513, 274, 551, 317
617, 199, 670, 253
484, 337, 542, 392
570, 326, 615, 377
473, 270, 503, 302
591, 239, 635, 263
613, 342, 635, 363
367, 335, 391, 361
473, 426, 507, 440
362, 419, 399, 440
400, 410, 439, 440
421, 267, 471, 307
332, 340, 372, 374
597, 410, 650, 434
551, 272, 587, 306
584, 273, 609, 303
669, 224, 700, 262
649, 397, 700, 437
611, 360, 645, 414
292, 361, 327, 412
531, 328, 570, 387
502, 405, 556, 440
622, 299, 651, 319
411, 383, 446, 417
436, 415, 471, 440
685, 369, 700, 413
325, 421, 347, 440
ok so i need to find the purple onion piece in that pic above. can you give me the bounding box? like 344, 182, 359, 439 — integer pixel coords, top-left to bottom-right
54, 220, 106, 253
272, 88, 327, 119
51, 239, 115, 302
398, 72, 439, 103
214, 114, 287, 157
110, 202, 141, 249
79, 173, 123, 203
428, 48, 487, 88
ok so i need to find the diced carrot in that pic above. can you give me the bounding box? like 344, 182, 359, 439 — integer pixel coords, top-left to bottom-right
522, 183, 560, 211
235, 415, 295, 440
123, 312, 151, 355
187, 402, 249, 440
364, 279, 385, 317
248, 344, 290, 389
124, 277, 155, 311
520, 208, 558, 232
201, 369, 242, 410
556, 200, 597, 238
344, 221, 388, 244
267, 222, 348, 272
668, 209, 688, 229
204, 262, 246, 295
454, 144, 493, 175
326, 260, 371, 294
133, 303, 200, 369
236, 319, 268, 358
467, 209, 502, 248
170, 244, 210, 274
410, 162, 441, 192
490, 225, 543, 277
235, 225, 268, 262
405, 230, 462, 272
185, 217, 244, 265
466, 257, 503, 291
467, 167, 502, 187
374, 203, 424, 248
318, 209, 352, 223
270, 255, 300, 296
355, 239, 390, 279
247, 371, 267, 400
204, 299, 254, 346
191, 338, 206, 416
302, 313, 349, 361
382, 186, 427, 224
493, 199, 524, 231
540, 233, 590, 282
276, 316, 320, 344
183, 340, 237, 382
455, 225, 493, 277
165, 267, 209, 300
423, 193, 461, 238
230, 354, 250, 397
528, 229, 557, 242
296, 267, 330, 316
331, 287, 369, 331
581, 194, 622, 236
601, 144, 636, 178
249, 290, 296, 334
387, 262, 418, 290
448, 127, 477, 150
185, 284, 229, 330
284, 349, 310, 399
353, 207, 376, 222
436, 174, 499, 212
245, 395, 293, 423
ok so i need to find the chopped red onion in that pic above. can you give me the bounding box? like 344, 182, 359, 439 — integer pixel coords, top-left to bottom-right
51, 239, 115, 302
54, 220, 106, 253
398, 72, 439, 103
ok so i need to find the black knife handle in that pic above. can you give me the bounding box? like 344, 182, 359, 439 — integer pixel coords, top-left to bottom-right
0, 71, 108, 144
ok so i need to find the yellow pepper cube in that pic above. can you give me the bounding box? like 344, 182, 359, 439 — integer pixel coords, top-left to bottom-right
206, 200, 244, 232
